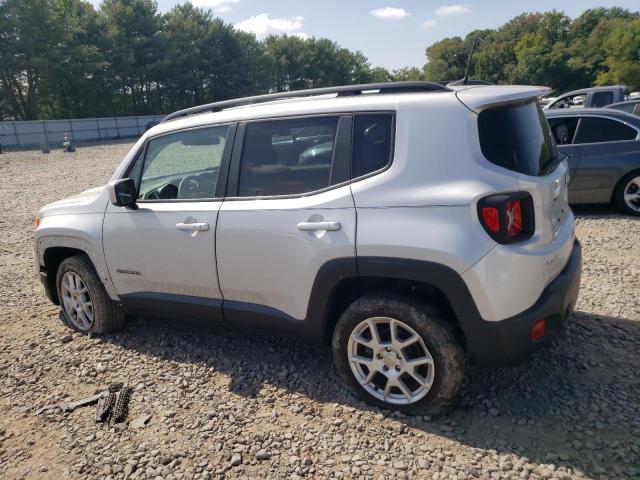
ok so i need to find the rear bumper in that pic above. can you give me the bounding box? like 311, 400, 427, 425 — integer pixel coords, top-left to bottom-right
466, 239, 582, 366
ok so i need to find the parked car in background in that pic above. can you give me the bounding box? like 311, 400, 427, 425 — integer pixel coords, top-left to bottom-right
545, 108, 640, 215
630, 92, 640, 100
540, 96, 557, 107
544, 85, 629, 110
605, 99, 640, 116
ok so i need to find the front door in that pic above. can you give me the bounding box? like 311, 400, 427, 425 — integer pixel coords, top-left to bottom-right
216, 115, 356, 328
103, 124, 234, 321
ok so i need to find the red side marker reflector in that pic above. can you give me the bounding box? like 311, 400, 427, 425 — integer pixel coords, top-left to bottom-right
531, 319, 547, 341
481, 207, 500, 232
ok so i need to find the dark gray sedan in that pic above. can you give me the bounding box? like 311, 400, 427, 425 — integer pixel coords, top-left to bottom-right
545, 108, 640, 215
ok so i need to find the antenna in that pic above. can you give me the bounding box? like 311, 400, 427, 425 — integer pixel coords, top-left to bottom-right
463, 37, 480, 85
448, 37, 481, 87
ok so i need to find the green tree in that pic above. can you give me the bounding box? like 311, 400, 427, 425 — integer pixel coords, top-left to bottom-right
597, 18, 640, 89
0, 0, 61, 119
100, 0, 163, 115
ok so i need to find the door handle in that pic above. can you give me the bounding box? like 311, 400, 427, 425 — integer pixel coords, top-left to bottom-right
176, 222, 209, 231
297, 221, 341, 231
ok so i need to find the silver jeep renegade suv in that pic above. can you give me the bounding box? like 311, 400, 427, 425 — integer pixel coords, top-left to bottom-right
34, 82, 581, 413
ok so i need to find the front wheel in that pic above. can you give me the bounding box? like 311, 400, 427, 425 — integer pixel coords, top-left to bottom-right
332, 293, 464, 414
56, 255, 125, 334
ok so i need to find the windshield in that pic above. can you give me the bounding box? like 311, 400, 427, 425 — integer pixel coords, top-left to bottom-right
478, 99, 558, 176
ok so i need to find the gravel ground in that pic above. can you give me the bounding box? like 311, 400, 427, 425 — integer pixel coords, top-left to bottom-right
0, 142, 639, 480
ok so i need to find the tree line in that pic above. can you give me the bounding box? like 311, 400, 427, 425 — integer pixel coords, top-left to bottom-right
0, 1, 638, 121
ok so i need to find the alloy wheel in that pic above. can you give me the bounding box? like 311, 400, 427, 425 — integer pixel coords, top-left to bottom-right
60, 271, 94, 330
347, 316, 435, 405
623, 176, 640, 213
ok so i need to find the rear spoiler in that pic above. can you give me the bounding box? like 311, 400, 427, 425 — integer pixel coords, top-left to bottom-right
455, 85, 552, 113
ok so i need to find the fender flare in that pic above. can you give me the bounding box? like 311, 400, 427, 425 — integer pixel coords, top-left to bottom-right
36, 235, 119, 301
305, 256, 483, 345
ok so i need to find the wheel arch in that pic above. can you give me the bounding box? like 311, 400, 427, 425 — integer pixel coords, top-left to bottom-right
42, 246, 87, 304
37, 235, 119, 302
308, 257, 481, 348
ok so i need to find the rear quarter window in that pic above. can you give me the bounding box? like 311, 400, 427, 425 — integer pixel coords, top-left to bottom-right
478, 100, 557, 176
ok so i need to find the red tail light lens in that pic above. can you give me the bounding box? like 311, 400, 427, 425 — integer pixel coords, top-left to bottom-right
506, 199, 522, 237
478, 192, 534, 244
481, 207, 500, 232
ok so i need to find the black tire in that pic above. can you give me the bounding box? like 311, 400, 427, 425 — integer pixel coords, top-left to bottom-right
56, 254, 125, 334
332, 293, 464, 414
613, 170, 640, 216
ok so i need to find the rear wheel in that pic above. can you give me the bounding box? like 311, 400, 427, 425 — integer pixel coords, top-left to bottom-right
56, 255, 124, 334
332, 293, 464, 414
614, 170, 640, 216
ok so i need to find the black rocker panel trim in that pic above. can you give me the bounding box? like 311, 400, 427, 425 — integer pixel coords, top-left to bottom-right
120, 292, 224, 323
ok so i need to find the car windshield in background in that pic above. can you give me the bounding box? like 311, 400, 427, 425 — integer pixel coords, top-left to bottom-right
478, 100, 557, 176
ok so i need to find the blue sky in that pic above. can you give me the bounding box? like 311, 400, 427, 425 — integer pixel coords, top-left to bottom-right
89, 1, 640, 70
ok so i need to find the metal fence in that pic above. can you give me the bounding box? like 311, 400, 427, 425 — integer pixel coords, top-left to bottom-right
0, 115, 166, 149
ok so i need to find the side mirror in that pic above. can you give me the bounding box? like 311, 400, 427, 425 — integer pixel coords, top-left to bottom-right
107, 178, 137, 208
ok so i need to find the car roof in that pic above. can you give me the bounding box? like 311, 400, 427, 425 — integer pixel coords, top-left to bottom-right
544, 107, 640, 126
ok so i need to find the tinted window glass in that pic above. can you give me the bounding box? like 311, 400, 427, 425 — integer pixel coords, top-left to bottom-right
574, 117, 637, 144
352, 114, 393, 178
238, 116, 338, 197
592, 91, 614, 108
478, 100, 557, 176
548, 117, 579, 145
610, 103, 636, 113
139, 126, 229, 200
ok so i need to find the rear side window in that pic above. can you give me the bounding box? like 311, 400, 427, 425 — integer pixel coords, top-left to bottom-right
352, 114, 394, 178
478, 100, 557, 176
592, 91, 614, 108
238, 116, 339, 197
548, 117, 579, 145
574, 117, 637, 144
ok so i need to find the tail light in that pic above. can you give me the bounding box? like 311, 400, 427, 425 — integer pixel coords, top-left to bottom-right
477, 192, 534, 244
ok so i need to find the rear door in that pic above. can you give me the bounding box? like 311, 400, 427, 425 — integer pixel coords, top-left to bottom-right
570, 116, 639, 198
216, 115, 356, 327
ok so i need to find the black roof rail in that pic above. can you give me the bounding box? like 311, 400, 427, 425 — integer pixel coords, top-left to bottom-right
161, 81, 450, 123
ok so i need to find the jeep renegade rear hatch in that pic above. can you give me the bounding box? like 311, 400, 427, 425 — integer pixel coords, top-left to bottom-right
478, 100, 558, 176
456, 86, 557, 177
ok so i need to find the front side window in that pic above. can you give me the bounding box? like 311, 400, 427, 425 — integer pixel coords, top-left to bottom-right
238, 116, 339, 197
573, 117, 637, 144
352, 113, 394, 178
478, 100, 558, 176
137, 126, 229, 200
609, 103, 636, 114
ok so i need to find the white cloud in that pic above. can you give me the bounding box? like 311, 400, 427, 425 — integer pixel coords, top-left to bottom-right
234, 13, 306, 38
370, 7, 411, 20
434, 4, 471, 16
423, 19, 437, 28
291, 31, 309, 40
191, 0, 239, 12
